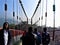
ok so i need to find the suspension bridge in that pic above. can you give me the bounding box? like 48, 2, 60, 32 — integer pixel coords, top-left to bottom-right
0, 0, 60, 45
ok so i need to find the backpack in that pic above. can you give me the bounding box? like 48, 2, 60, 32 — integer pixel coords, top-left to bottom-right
36, 32, 41, 44
42, 32, 50, 44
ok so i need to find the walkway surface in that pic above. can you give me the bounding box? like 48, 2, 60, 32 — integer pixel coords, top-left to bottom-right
14, 40, 60, 45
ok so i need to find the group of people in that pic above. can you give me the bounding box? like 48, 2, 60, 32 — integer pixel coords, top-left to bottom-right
0, 22, 50, 45
21, 27, 50, 45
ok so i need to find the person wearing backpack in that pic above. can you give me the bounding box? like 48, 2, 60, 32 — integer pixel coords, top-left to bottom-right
21, 27, 35, 45
42, 27, 50, 45
34, 28, 41, 45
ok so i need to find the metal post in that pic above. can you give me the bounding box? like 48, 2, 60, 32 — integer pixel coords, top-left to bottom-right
13, 0, 15, 24
13, 12, 15, 24
41, 0, 44, 27
53, 10, 55, 41
41, 16, 43, 31
5, 11, 7, 22
45, 12, 47, 27
17, 0, 18, 24
31, 18, 32, 25
17, 16, 18, 24
53, 0, 55, 41
45, 0, 47, 27
27, 18, 28, 24
27, 18, 28, 30
39, 17, 40, 26
45, 16, 46, 27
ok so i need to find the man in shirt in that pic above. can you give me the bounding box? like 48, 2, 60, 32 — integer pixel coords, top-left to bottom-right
42, 27, 50, 45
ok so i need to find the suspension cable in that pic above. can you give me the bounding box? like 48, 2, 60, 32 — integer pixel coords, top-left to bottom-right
53, 0, 55, 41
41, 0, 44, 26
45, 0, 47, 27
4, 0, 7, 22
13, 0, 15, 24
17, 0, 18, 24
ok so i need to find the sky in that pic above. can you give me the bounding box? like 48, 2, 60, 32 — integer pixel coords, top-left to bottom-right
0, 0, 60, 27
21, 0, 60, 27
21, 0, 39, 18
